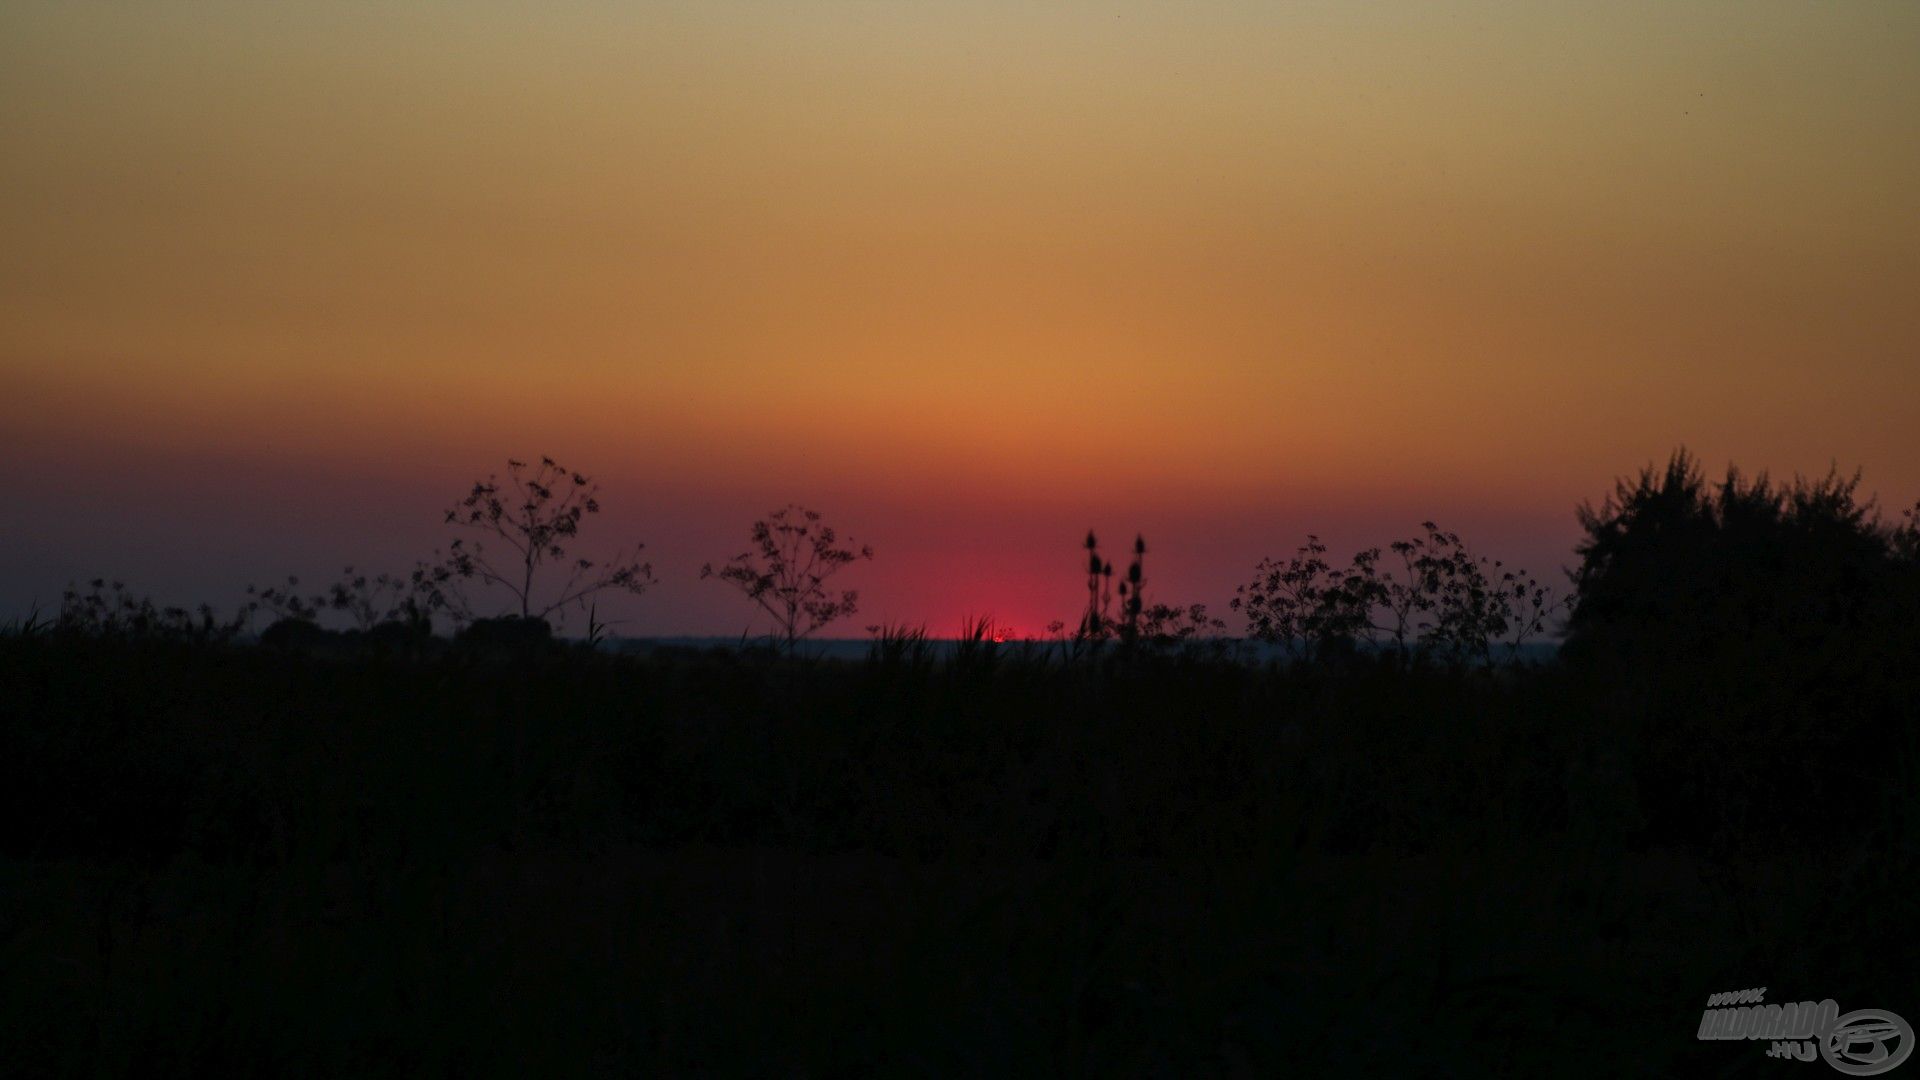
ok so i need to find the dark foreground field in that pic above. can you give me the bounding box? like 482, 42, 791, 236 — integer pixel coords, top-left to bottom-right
2, 632, 1914, 1077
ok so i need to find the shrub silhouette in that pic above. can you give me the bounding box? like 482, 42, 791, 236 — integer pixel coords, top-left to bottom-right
1233, 524, 1555, 668
258, 616, 332, 651
455, 615, 556, 651
703, 504, 873, 650
1232, 535, 1371, 664
56, 579, 246, 642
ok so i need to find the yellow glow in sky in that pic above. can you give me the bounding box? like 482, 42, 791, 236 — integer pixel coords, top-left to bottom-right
3, 1, 1917, 630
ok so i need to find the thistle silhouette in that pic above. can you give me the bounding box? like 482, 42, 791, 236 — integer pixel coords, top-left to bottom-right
1072, 530, 1222, 657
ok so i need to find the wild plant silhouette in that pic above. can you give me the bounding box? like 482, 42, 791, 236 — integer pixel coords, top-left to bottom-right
433, 455, 654, 626
232, 456, 649, 645
1233, 522, 1557, 668
702, 504, 872, 650
54, 578, 247, 642
1062, 530, 1225, 659
246, 567, 440, 632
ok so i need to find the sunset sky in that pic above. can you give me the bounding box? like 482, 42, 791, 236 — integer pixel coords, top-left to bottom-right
3, 1, 1917, 635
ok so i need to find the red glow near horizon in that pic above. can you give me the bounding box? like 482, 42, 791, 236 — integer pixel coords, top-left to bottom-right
1, 4, 1918, 631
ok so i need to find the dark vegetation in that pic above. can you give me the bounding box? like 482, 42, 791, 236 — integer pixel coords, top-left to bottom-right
2, 450, 1917, 1075
702, 503, 873, 650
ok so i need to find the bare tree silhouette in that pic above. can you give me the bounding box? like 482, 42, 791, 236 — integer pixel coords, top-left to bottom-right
1565, 448, 1907, 666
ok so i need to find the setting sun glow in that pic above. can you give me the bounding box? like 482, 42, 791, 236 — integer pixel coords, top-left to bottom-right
3, 1, 1917, 633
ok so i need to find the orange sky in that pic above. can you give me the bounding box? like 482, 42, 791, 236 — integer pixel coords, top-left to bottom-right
3, 2, 1917, 634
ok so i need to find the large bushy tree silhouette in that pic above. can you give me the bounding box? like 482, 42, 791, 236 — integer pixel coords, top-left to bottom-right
1564, 448, 1915, 668
1562, 448, 1920, 848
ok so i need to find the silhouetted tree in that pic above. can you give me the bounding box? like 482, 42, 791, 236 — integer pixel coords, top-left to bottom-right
1563, 449, 1904, 667
702, 504, 872, 650
431, 456, 654, 627
1896, 500, 1920, 563
1563, 450, 1920, 848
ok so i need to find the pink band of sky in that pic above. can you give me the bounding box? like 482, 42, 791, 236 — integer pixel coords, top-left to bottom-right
3, 2, 1916, 634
